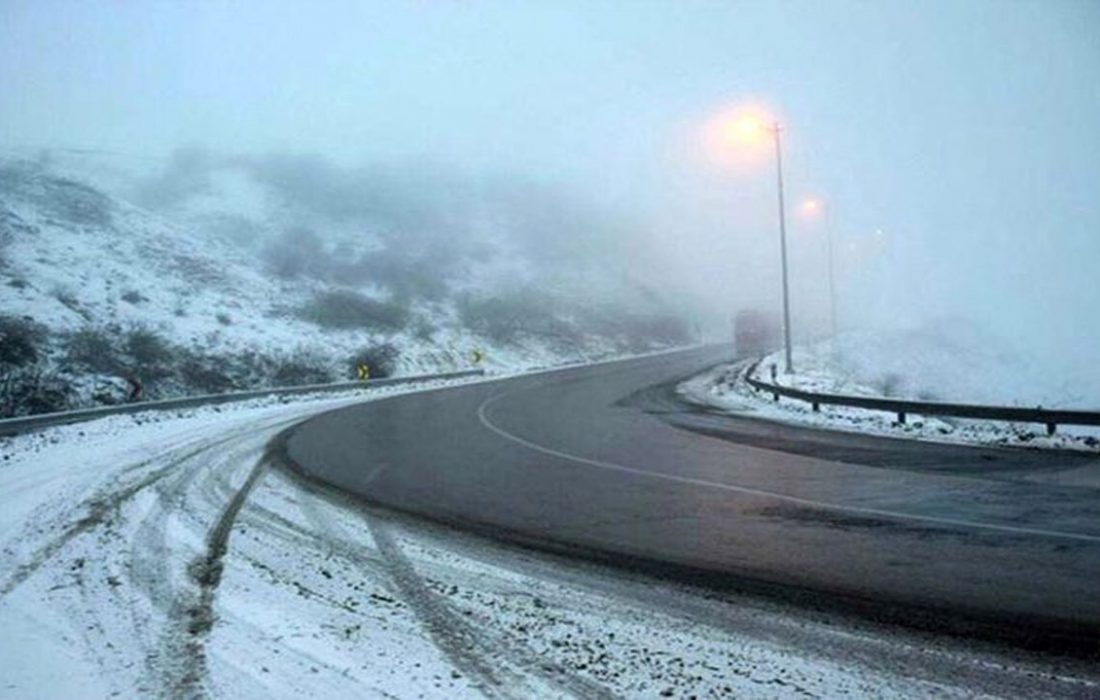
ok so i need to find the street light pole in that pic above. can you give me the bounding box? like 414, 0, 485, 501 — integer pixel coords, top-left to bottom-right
823, 202, 838, 341
771, 121, 794, 374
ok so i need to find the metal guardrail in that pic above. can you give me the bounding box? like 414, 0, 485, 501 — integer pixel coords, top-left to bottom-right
0, 368, 485, 438
743, 361, 1100, 436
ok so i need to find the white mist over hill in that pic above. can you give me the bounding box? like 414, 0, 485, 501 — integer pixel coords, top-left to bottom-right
0, 150, 693, 414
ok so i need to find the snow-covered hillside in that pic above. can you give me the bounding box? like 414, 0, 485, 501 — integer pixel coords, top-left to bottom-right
0, 150, 692, 415
760, 322, 1100, 409
682, 323, 1100, 452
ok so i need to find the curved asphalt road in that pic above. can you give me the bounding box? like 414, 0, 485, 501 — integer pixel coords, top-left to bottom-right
283, 346, 1100, 648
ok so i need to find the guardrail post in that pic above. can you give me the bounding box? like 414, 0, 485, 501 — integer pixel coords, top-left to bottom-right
812, 402, 820, 412
897, 412, 906, 425
772, 391, 779, 402
1046, 422, 1057, 436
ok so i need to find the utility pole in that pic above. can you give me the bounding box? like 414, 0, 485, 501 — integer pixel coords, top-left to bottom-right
772, 121, 794, 374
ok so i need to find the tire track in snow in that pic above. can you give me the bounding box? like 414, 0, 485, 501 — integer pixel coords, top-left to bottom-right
1, 412, 307, 600
365, 518, 620, 700
0, 440, 217, 598
1, 388, 468, 697
127, 415, 311, 609
119, 414, 317, 697
294, 489, 520, 698
166, 451, 271, 698
132, 438, 267, 697
293, 475, 618, 700
158, 414, 325, 696
365, 517, 522, 698
4, 426, 286, 697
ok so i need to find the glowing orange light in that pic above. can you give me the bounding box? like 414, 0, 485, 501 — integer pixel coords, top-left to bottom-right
733, 116, 767, 141
800, 198, 824, 218
699, 103, 778, 169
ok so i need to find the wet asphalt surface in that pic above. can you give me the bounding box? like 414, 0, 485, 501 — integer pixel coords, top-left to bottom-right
284, 346, 1100, 650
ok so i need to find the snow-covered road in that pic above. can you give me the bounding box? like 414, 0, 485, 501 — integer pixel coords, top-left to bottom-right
2, 381, 1097, 699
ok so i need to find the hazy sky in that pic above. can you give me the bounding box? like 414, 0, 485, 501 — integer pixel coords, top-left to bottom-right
3, 0, 1099, 364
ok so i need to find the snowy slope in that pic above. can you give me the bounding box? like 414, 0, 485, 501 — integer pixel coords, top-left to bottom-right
2, 162, 300, 344
0, 152, 690, 414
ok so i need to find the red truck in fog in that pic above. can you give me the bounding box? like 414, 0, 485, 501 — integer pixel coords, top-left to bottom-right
733, 309, 780, 358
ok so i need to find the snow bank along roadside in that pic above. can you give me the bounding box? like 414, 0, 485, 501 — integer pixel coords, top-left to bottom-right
680, 357, 1100, 454
3, 367, 1097, 698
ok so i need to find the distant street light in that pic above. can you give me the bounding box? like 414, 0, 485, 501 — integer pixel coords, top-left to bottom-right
800, 197, 838, 340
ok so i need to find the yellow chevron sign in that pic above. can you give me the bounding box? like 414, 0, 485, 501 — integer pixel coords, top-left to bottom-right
471, 349, 485, 365
356, 363, 370, 380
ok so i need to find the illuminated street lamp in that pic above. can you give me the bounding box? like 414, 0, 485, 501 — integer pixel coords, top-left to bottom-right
729, 114, 794, 374
800, 197, 838, 340
770, 121, 794, 373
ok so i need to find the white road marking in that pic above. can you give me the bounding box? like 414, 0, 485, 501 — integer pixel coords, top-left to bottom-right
476, 390, 1100, 545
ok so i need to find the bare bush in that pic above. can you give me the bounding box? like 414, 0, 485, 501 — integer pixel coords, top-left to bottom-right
349, 343, 400, 379
458, 292, 574, 345
179, 352, 239, 394
298, 290, 409, 332
271, 351, 333, 387
65, 325, 178, 388
0, 315, 48, 367
65, 327, 122, 374
124, 327, 175, 381
0, 366, 72, 418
